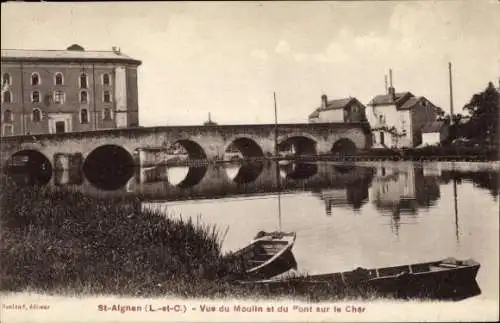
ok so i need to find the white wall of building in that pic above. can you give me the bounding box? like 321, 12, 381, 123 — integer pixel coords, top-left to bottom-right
422, 132, 441, 146
371, 105, 413, 148
317, 109, 344, 122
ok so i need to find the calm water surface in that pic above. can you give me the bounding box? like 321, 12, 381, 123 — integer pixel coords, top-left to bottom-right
143, 161, 499, 301
7, 158, 499, 301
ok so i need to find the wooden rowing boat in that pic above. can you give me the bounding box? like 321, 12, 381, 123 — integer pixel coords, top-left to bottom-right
238, 257, 480, 298
231, 231, 297, 280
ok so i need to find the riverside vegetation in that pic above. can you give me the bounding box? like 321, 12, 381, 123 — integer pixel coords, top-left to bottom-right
0, 176, 382, 301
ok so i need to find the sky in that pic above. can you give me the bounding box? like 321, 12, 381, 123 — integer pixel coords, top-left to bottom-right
1, 1, 499, 127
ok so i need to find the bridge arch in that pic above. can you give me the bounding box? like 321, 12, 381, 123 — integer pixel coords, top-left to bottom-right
223, 137, 265, 161
83, 144, 135, 190
278, 132, 318, 143
278, 134, 318, 157
3, 149, 53, 185
169, 139, 207, 160
331, 138, 358, 157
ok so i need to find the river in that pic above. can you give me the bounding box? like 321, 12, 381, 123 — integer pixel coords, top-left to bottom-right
6, 159, 500, 301
143, 161, 499, 302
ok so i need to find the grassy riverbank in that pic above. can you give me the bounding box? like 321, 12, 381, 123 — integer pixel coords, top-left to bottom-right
1, 177, 375, 301
0, 176, 243, 298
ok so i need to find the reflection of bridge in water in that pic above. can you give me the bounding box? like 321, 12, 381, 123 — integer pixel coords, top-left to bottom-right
39, 161, 375, 204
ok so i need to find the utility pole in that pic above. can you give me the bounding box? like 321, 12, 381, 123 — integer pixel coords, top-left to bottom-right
273, 92, 278, 158
448, 62, 454, 125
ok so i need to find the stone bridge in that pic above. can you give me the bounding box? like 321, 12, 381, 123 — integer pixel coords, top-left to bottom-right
0, 122, 371, 183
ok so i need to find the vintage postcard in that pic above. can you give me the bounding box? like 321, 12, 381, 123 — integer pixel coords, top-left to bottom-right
0, 1, 499, 322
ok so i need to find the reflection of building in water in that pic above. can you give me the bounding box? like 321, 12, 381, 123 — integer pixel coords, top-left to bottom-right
371, 164, 440, 233
318, 177, 371, 215
321, 189, 349, 216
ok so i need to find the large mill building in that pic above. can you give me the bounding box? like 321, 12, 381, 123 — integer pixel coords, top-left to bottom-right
1, 44, 141, 136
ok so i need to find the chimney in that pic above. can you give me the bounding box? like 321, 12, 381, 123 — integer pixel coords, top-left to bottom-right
388, 69, 396, 100
384, 75, 388, 93
321, 94, 328, 109
112, 46, 121, 54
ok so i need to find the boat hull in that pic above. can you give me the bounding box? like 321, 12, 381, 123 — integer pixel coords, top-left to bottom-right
231, 231, 297, 280
238, 258, 481, 300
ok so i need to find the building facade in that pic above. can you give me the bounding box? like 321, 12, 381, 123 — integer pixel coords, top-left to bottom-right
309, 95, 367, 123
367, 86, 444, 148
1, 44, 141, 136
421, 121, 449, 147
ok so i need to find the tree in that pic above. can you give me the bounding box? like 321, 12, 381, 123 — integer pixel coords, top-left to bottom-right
462, 82, 499, 147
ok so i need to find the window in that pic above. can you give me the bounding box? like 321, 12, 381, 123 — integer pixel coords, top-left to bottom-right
103, 107, 112, 121
103, 90, 111, 103
31, 73, 40, 86
3, 109, 13, 123
378, 114, 384, 124
32, 91, 40, 103
2, 91, 12, 103
53, 90, 65, 104
80, 73, 88, 89
55, 73, 64, 85
80, 90, 88, 104
2, 73, 11, 85
80, 109, 89, 124
32, 109, 42, 122
102, 73, 111, 86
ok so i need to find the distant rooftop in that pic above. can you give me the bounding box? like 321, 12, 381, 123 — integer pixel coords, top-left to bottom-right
421, 121, 446, 133
1, 44, 141, 65
368, 91, 414, 107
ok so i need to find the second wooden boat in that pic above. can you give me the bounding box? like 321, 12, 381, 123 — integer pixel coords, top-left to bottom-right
238, 257, 480, 298
231, 231, 297, 280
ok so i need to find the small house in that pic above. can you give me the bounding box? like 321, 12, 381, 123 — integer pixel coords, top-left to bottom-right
309, 95, 367, 123
421, 121, 449, 146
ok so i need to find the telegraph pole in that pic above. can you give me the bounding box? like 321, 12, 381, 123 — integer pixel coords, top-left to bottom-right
274, 92, 278, 158
448, 62, 454, 124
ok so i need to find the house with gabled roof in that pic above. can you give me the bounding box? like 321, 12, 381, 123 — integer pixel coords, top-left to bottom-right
367, 80, 444, 148
309, 94, 367, 123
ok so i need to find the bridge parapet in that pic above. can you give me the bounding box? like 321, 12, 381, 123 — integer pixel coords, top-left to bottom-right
0, 122, 372, 172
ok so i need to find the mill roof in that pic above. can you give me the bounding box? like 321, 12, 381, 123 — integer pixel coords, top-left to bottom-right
1, 45, 141, 65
